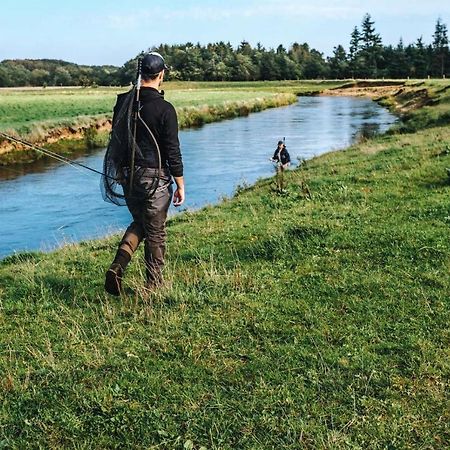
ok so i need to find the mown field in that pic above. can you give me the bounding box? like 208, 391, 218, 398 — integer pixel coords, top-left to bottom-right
0, 81, 449, 448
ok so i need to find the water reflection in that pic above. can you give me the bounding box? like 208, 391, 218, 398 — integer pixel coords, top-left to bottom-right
0, 147, 103, 182
353, 122, 382, 141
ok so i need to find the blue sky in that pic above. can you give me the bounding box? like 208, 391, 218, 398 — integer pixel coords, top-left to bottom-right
1, 0, 449, 66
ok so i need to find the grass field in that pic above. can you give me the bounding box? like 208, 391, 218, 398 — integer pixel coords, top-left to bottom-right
0, 81, 449, 448
0, 87, 285, 136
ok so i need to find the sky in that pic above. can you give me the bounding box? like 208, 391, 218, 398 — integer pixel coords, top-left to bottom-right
1, 0, 449, 66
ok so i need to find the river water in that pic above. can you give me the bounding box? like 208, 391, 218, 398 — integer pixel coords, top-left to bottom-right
0, 96, 396, 258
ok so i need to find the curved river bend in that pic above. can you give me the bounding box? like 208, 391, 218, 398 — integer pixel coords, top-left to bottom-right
0, 96, 396, 258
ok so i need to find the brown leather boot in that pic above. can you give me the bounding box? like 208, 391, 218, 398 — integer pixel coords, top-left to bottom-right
104, 263, 124, 296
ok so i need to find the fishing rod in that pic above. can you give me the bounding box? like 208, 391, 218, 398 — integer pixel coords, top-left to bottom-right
128, 54, 163, 198
0, 130, 117, 181
128, 57, 142, 194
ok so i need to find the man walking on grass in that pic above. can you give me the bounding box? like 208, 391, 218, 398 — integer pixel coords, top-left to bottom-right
103, 52, 185, 296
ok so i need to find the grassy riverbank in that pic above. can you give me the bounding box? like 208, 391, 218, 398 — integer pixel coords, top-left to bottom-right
324, 79, 450, 130
0, 81, 449, 448
0, 81, 342, 165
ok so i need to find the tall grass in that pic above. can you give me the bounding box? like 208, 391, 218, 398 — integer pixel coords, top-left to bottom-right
177, 93, 296, 128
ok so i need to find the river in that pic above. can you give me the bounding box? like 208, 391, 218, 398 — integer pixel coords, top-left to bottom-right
0, 96, 397, 258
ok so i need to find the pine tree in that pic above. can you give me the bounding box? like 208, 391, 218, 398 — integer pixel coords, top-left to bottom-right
379, 45, 395, 78
276, 44, 286, 55
238, 41, 253, 56
432, 18, 449, 77
360, 14, 383, 78
391, 38, 409, 78
328, 45, 349, 79
412, 37, 429, 78
349, 26, 361, 78
259, 50, 281, 80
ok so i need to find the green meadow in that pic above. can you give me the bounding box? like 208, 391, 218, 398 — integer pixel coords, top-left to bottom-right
0, 80, 449, 448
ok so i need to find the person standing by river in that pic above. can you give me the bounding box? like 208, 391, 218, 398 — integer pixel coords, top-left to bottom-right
103, 52, 185, 296
271, 139, 291, 191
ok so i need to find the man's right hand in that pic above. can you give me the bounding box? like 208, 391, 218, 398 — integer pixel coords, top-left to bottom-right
173, 176, 185, 206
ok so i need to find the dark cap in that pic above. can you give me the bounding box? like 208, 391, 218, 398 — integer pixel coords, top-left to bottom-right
141, 52, 169, 76
277, 140, 284, 145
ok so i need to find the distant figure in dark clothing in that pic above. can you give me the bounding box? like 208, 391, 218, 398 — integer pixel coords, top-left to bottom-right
271, 140, 291, 191
272, 140, 291, 169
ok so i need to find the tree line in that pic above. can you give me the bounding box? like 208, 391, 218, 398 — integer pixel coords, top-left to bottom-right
0, 14, 448, 87
0, 59, 118, 88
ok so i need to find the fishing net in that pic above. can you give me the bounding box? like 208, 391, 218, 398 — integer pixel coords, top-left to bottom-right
102, 55, 166, 206
101, 87, 145, 206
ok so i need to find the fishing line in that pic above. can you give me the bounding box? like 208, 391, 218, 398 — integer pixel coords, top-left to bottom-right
0, 131, 117, 181
0, 132, 88, 177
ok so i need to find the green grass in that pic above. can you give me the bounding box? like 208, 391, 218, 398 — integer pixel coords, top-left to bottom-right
0, 87, 291, 134
375, 79, 450, 132
0, 82, 449, 448
0, 87, 117, 136
164, 80, 345, 94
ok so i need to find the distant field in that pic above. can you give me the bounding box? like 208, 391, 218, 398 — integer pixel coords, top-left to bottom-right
0, 87, 119, 135
0, 81, 343, 137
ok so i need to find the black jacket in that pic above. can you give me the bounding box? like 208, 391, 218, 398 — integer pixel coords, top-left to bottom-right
113, 87, 183, 177
273, 147, 291, 165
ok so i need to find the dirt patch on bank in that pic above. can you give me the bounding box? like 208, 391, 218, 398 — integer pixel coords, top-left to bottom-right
41, 118, 111, 146
321, 80, 438, 116
321, 83, 405, 100
0, 117, 112, 158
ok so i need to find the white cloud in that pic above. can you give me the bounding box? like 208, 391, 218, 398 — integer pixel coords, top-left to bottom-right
160, 2, 359, 21
105, 13, 142, 29
104, 0, 449, 30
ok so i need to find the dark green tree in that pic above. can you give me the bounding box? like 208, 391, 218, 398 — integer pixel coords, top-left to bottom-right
117, 54, 142, 85
432, 18, 449, 77
360, 13, 383, 77
0, 66, 11, 86
238, 40, 253, 56
348, 26, 362, 78
412, 37, 429, 78
288, 42, 310, 78
328, 45, 349, 79
389, 38, 409, 78
30, 68, 50, 86
230, 53, 257, 81
259, 50, 281, 80
401, 38, 427, 78
3, 62, 30, 85
303, 49, 329, 79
